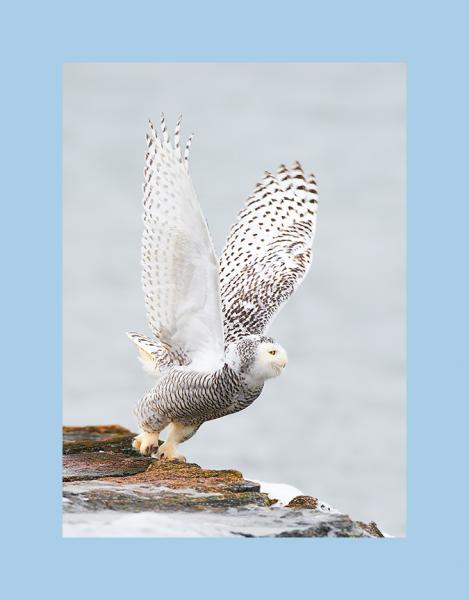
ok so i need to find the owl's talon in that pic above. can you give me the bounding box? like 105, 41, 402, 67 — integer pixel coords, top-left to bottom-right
132, 432, 159, 456
154, 443, 186, 462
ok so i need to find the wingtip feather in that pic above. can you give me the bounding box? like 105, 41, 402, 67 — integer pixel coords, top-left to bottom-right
160, 112, 169, 144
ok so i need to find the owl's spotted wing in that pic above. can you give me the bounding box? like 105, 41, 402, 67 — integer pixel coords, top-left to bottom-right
220, 162, 318, 344
141, 115, 224, 370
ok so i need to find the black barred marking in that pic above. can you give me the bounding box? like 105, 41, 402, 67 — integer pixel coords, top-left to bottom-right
136, 336, 268, 432
128, 331, 188, 369
220, 161, 318, 345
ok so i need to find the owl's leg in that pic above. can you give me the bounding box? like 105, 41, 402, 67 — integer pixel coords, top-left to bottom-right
153, 422, 200, 462
132, 431, 160, 455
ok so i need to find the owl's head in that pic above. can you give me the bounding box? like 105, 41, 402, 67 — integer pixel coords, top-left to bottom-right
226, 334, 288, 387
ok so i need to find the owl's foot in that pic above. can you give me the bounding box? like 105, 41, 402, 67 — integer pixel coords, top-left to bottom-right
152, 442, 186, 462
132, 432, 159, 456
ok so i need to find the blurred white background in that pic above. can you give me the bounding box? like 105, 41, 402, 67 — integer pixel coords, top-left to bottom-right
63, 63, 406, 535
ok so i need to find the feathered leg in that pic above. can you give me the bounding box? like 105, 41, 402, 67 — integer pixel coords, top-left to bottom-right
154, 422, 200, 462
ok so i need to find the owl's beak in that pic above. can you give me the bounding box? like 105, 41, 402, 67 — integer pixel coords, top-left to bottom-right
276, 357, 288, 369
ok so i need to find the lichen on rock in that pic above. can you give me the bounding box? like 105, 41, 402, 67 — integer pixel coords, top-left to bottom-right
63, 425, 140, 455
63, 452, 152, 482
286, 495, 319, 509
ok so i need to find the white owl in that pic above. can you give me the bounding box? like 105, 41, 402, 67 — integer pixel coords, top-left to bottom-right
128, 115, 318, 461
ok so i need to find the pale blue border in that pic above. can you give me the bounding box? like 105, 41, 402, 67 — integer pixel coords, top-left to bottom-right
3, 1, 467, 598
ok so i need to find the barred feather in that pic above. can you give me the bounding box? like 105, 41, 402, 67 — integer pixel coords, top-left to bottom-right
219, 161, 318, 344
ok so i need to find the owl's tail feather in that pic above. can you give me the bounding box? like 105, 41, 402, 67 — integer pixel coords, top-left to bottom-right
126, 331, 188, 377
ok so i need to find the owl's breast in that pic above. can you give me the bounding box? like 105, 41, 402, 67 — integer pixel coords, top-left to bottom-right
140, 364, 263, 425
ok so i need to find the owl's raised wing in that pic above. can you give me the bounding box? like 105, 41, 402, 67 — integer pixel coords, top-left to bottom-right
139, 115, 224, 371
220, 162, 318, 345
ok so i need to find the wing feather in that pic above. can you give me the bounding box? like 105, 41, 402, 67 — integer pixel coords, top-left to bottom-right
220, 161, 318, 344
141, 115, 225, 370
126, 331, 189, 377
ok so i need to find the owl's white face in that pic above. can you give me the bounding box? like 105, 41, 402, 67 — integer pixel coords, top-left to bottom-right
225, 336, 288, 388
252, 341, 288, 381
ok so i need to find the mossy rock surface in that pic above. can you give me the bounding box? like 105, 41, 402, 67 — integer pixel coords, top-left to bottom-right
63, 425, 141, 456
357, 521, 385, 537
63, 480, 269, 513
62, 425, 384, 538
286, 495, 319, 509
63, 425, 131, 441
63, 452, 152, 481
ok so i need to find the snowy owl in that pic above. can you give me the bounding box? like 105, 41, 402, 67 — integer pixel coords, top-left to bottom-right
128, 114, 318, 461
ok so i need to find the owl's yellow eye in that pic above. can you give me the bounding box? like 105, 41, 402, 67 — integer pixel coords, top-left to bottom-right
269, 350, 277, 356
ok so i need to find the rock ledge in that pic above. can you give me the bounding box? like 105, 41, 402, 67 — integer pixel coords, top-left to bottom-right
63, 425, 384, 538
